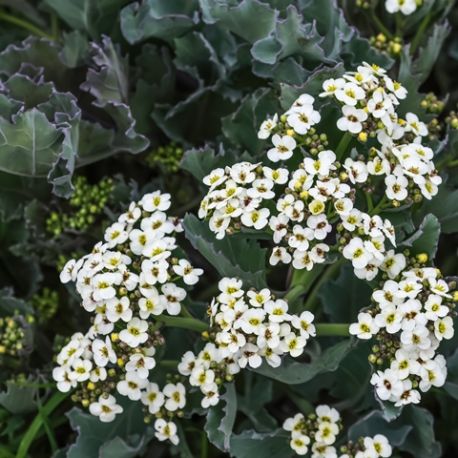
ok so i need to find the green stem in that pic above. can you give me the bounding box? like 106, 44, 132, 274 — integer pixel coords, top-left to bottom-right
443, 158, 458, 169
285, 266, 326, 309
369, 9, 393, 39
0, 10, 53, 40
286, 388, 314, 414
0, 445, 15, 458
316, 323, 350, 336
51, 12, 59, 41
181, 305, 194, 320
335, 133, 352, 161
302, 260, 343, 312
158, 314, 207, 332
370, 195, 388, 215
201, 431, 209, 458
159, 359, 180, 369
365, 193, 374, 213
410, 14, 430, 55
16, 391, 68, 458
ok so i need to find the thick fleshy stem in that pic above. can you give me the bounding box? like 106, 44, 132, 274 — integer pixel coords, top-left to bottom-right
315, 323, 350, 336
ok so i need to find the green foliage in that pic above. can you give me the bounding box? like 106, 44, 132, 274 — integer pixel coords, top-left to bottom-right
0, 0, 455, 457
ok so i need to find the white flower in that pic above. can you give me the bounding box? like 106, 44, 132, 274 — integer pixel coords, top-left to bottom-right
89, 395, 123, 422
258, 114, 278, 139
264, 299, 289, 322
104, 222, 128, 247
320, 77, 345, 97
125, 352, 156, 379
337, 106, 368, 134
106, 296, 132, 323
140, 191, 171, 212
350, 312, 379, 339
247, 288, 271, 307
238, 343, 263, 368
424, 294, 449, 321
434, 316, 454, 340
119, 318, 148, 347
203, 167, 227, 190
154, 418, 179, 445
60, 259, 77, 283
161, 283, 186, 315
69, 358, 92, 382
237, 309, 266, 334
163, 382, 186, 411
344, 158, 368, 184
314, 421, 339, 445
201, 383, 220, 408
139, 290, 164, 318
270, 247, 292, 265
287, 104, 321, 134
374, 306, 402, 334
141, 382, 165, 414
117, 372, 148, 400
380, 251, 406, 279
292, 250, 314, 270
173, 259, 203, 286
364, 434, 392, 458
385, 174, 408, 201
385, 0, 417, 16
267, 134, 296, 162
343, 237, 372, 269
290, 434, 310, 455
307, 214, 332, 240
119, 202, 141, 224
241, 208, 270, 230
283, 412, 305, 431
316, 405, 340, 423
92, 337, 117, 367
291, 311, 316, 338
281, 333, 306, 357
53, 367, 75, 392
189, 366, 216, 387
335, 82, 365, 106
262, 166, 289, 184
303, 150, 336, 177
370, 369, 403, 401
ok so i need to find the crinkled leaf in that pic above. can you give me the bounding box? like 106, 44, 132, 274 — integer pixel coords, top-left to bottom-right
0, 380, 37, 414
204, 383, 237, 452
400, 214, 441, 259
349, 405, 441, 457
415, 185, 458, 234
120, 0, 198, 44
183, 214, 267, 289
229, 429, 292, 458
253, 339, 354, 384
200, 0, 278, 44
0, 109, 62, 177
80, 35, 128, 104
319, 263, 372, 322
66, 398, 151, 458
399, 21, 451, 88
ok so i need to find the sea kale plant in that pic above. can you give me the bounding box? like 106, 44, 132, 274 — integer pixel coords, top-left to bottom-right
0, 1, 457, 457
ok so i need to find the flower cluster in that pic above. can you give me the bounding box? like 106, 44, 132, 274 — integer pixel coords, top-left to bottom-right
0, 315, 29, 357
199, 156, 397, 280
385, 0, 418, 15
46, 176, 114, 236
283, 405, 392, 457
320, 63, 440, 202
53, 191, 203, 443
199, 63, 441, 282
350, 266, 456, 406
178, 278, 316, 407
